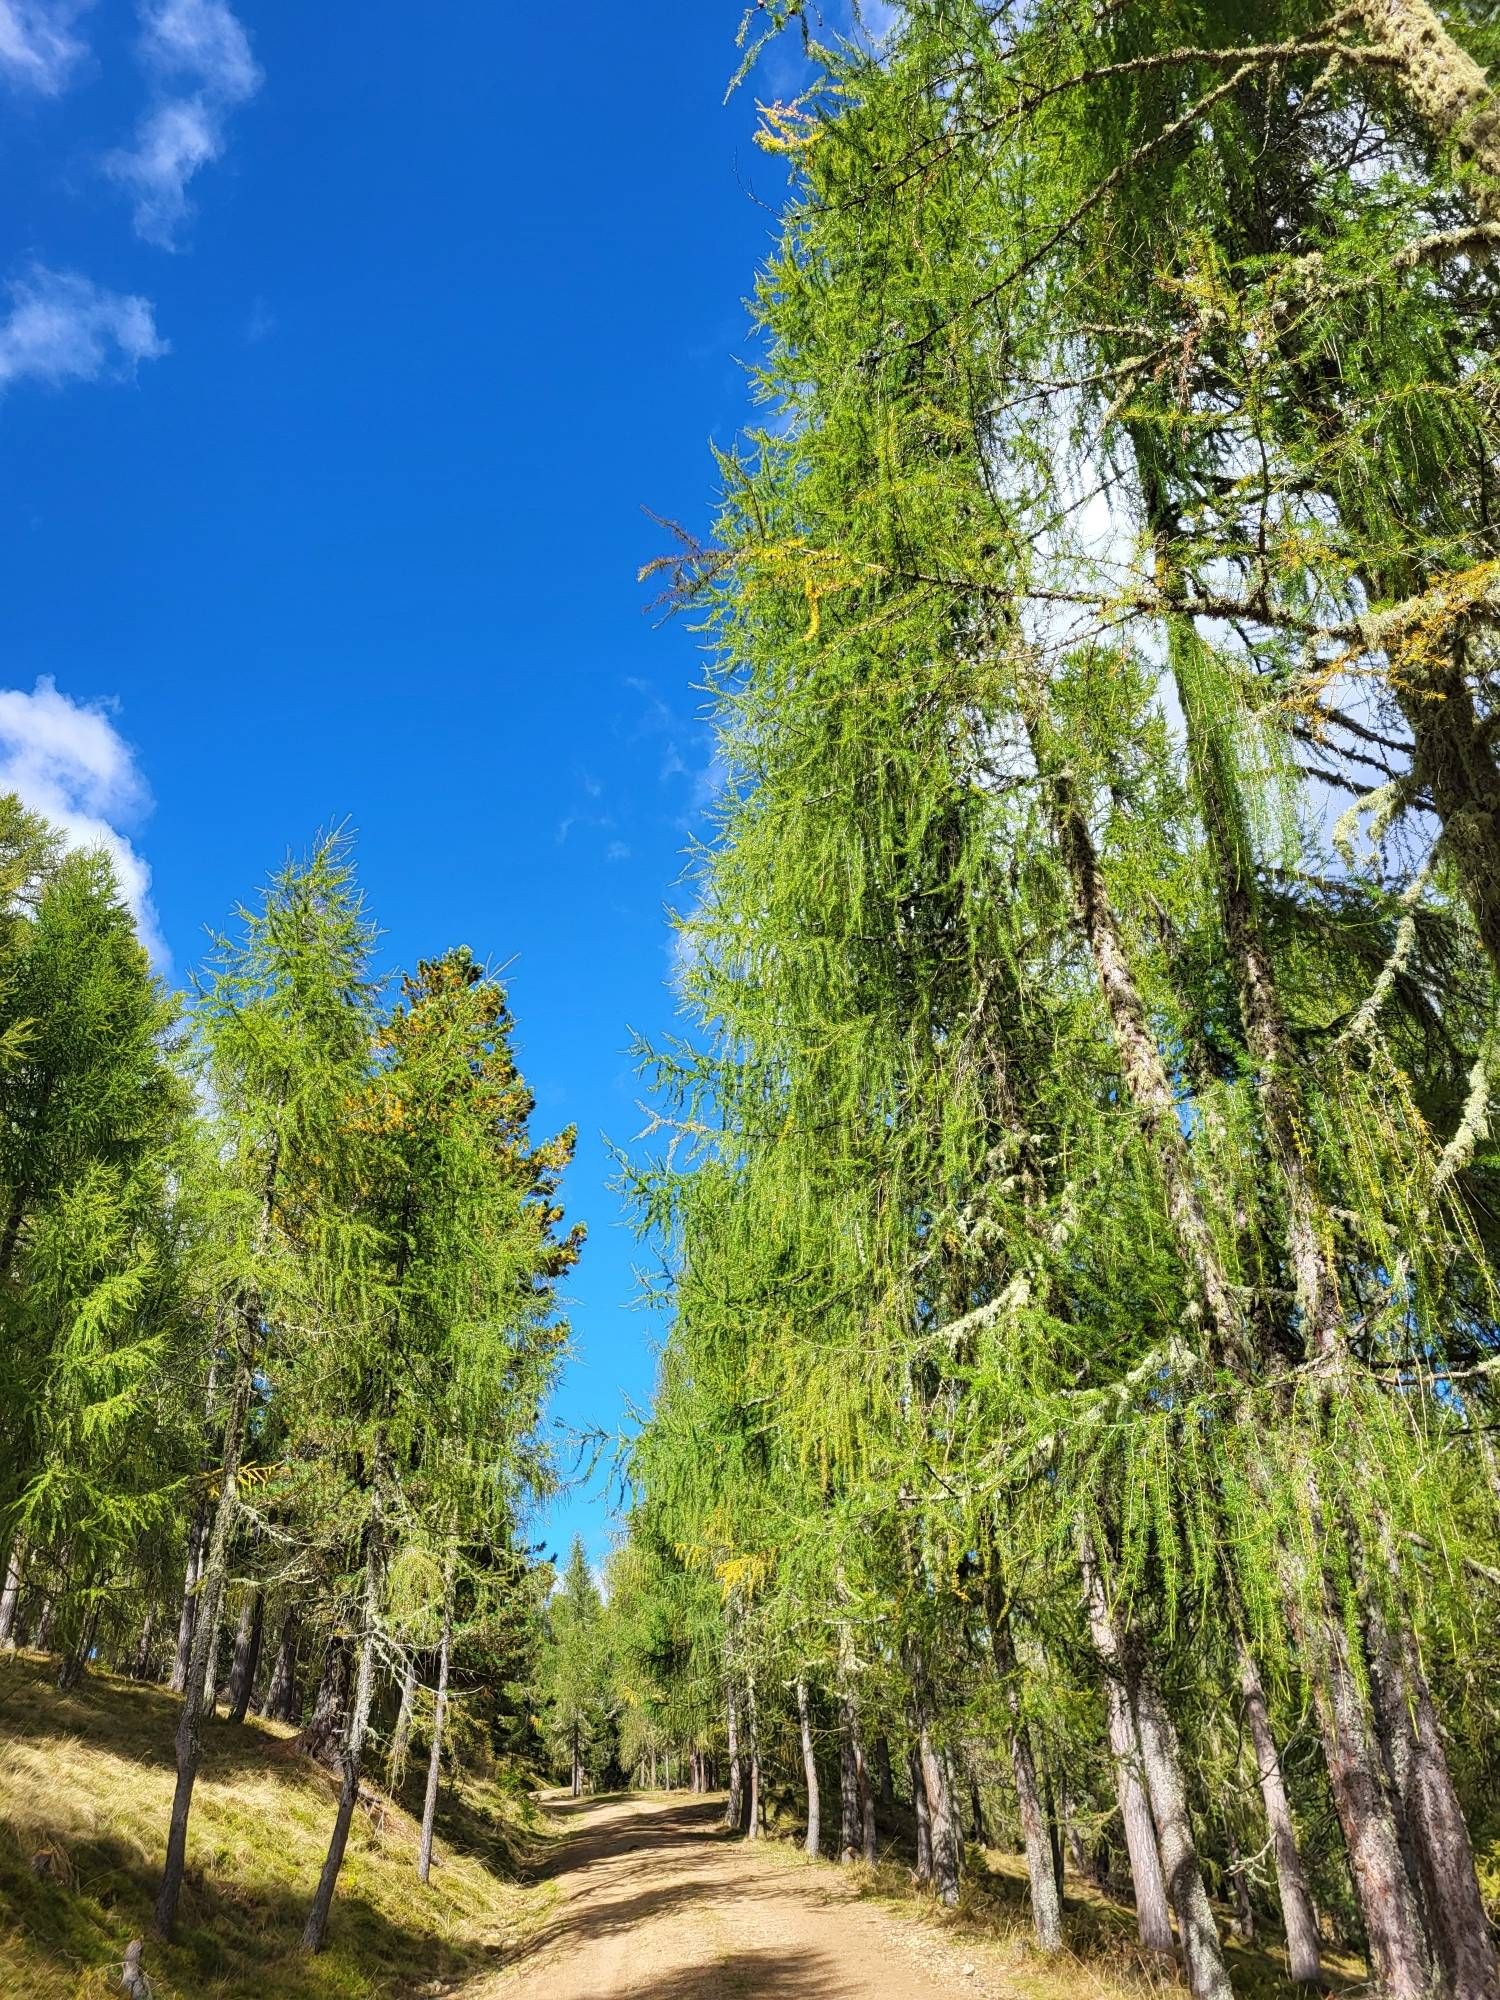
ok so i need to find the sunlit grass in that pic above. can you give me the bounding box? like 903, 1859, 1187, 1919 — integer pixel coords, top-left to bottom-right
0, 1652, 552, 1999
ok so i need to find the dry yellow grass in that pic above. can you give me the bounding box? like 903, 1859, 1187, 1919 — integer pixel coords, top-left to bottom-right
0, 1651, 553, 1999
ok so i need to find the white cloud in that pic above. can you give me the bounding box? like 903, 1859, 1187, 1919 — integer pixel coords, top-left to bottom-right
244, 292, 274, 342
139, 0, 256, 94
0, 677, 165, 964
109, 0, 261, 248
0, 1, 89, 94
0, 265, 166, 391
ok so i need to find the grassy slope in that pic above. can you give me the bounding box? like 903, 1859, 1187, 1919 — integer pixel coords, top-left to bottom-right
758, 1797, 1370, 2000
0, 1652, 552, 2000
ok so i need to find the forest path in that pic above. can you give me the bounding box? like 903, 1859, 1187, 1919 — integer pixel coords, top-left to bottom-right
475, 1791, 1006, 2000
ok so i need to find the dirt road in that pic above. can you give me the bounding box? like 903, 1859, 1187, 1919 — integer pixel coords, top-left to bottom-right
480, 1792, 999, 1999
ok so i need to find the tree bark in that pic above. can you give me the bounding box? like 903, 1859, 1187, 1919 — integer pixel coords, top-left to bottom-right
985, 1596, 1063, 1951
57, 1604, 98, 1692
724, 1687, 744, 1832
839, 1697, 864, 1863
1031, 643, 1448, 1997
797, 1678, 821, 1858
861, 1736, 878, 1865
871, 1734, 895, 1815
1238, 1641, 1322, 1986
31, 1599, 53, 1651
1129, 1661, 1233, 2000
909, 1741, 933, 1885
744, 1678, 763, 1840
169, 1503, 207, 1696
154, 1343, 255, 1939
132, 1606, 156, 1681
417, 1596, 451, 1885
1024, 688, 1248, 1365
1084, 1571, 1173, 1957
302, 1520, 383, 1952
259, 1608, 300, 1723
916, 1714, 962, 1907
225, 1588, 264, 1726
0, 1538, 23, 1648
1363, 1558, 1497, 2000
298, 1636, 353, 1765
1298, 1572, 1433, 2000
387, 1658, 417, 1791
1226, 1822, 1255, 1944
968, 1769, 988, 1846
1347, 0, 1500, 222
1079, 1537, 1230, 2000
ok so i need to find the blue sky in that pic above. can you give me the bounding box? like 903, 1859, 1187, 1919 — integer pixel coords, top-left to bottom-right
0, 0, 875, 1568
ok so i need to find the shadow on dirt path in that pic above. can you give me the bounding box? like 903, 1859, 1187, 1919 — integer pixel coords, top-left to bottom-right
476, 1792, 993, 1999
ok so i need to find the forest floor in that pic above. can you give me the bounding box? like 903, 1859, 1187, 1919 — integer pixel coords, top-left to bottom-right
0, 1652, 1368, 2000
480, 1790, 1368, 2000
0, 1650, 544, 1998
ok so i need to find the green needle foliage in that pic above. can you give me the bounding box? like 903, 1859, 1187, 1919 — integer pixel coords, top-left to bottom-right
0, 809, 579, 1965
619, 9, 1500, 1995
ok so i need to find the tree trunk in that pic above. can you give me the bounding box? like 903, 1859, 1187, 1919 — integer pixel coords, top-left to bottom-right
1129, 1662, 1233, 2000
225, 1589, 264, 1726
917, 1713, 962, 1908
968, 1770, 988, 1846
839, 1697, 863, 1863
797, 1678, 821, 1858
199, 1593, 223, 1718
132, 1606, 156, 1681
1024, 689, 1248, 1364
57, 1604, 99, 1692
1226, 1822, 1255, 1943
298, 1636, 353, 1766
724, 1687, 743, 1832
1299, 1577, 1433, 2000
1347, 0, 1500, 223
154, 1342, 255, 1939
745, 1679, 763, 1839
259, 1609, 300, 1723
986, 1593, 1063, 1951
0, 1539, 23, 1648
417, 1596, 451, 1885
169, 1503, 207, 1696
909, 1741, 933, 1884
1032, 642, 1443, 1997
871, 1734, 895, 1815
1158, 581, 1344, 1362
1079, 1535, 1230, 2000
1167, 511, 1481, 1995
861, 1737, 878, 1865
571, 1720, 582, 1800
650, 1743, 658, 1790
387, 1658, 417, 1791
1363, 1560, 1497, 2000
1041, 1762, 1065, 1900
1062, 1781, 1108, 1889
1106, 1677, 1174, 1954
1079, 1548, 1174, 1958
302, 1522, 383, 1952
32, 1583, 58, 1654
1239, 1641, 1322, 1985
